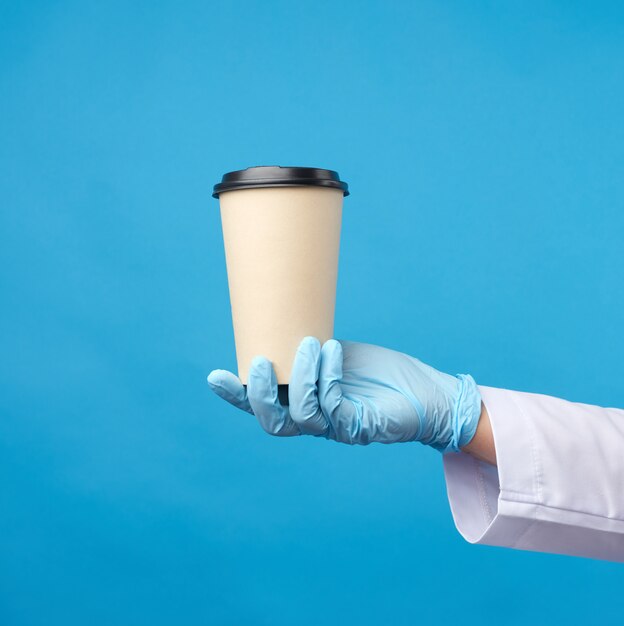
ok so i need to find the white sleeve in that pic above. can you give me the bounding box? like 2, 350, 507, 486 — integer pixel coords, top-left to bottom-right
443, 385, 624, 561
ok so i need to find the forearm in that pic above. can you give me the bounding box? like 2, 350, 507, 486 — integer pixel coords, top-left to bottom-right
461, 403, 496, 465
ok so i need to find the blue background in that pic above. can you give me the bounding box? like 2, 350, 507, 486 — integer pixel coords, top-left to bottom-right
2, 1, 623, 624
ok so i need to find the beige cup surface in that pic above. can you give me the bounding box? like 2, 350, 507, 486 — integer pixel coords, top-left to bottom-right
219, 186, 343, 384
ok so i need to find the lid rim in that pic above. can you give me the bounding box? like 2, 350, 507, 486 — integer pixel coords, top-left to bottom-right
213, 180, 349, 198
212, 165, 349, 198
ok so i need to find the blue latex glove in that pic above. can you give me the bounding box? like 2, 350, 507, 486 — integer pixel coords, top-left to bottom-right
207, 338, 481, 452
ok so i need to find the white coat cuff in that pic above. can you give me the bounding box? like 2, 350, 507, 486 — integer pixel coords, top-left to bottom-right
443, 386, 541, 547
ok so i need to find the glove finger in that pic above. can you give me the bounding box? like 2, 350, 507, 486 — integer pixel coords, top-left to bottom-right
318, 340, 358, 442
247, 356, 300, 437
288, 337, 329, 436
207, 369, 253, 414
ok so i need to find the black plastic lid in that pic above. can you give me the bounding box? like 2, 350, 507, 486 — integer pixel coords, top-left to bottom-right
212, 165, 349, 198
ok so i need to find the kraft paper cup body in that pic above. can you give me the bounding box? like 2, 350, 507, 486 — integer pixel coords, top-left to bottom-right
218, 186, 343, 384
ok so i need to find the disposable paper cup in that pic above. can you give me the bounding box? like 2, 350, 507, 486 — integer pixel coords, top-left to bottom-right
213, 166, 349, 398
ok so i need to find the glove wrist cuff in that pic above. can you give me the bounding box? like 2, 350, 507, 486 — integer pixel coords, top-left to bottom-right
446, 374, 482, 453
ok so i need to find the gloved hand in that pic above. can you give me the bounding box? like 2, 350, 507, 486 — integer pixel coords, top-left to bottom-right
207, 338, 482, 452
